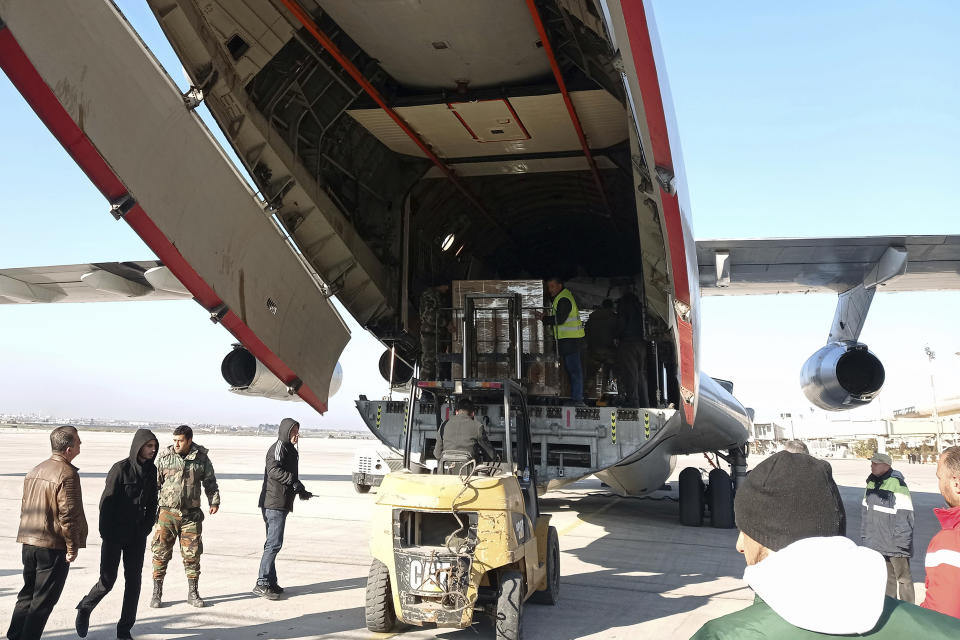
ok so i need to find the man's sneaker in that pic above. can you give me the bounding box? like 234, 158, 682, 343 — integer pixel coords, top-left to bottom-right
117, 633, 134, 640
252, 583, 279, 600
75, 607, 91, 638
270, 584, 284, 595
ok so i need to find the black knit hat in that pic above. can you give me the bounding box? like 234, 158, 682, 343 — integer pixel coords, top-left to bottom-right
734, 451, 846, 551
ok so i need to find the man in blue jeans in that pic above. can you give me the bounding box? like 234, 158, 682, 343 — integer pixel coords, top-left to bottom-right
254, 418, 312, 599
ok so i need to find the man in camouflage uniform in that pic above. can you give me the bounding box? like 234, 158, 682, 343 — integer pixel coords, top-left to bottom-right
420, 284, 451, 380
150, 425, 220, 608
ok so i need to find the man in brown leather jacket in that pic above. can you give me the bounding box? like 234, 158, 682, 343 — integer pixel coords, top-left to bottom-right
7, 425, 88, 640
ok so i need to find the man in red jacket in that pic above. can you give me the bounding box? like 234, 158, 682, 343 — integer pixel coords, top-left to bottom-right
922, 446, 960, 618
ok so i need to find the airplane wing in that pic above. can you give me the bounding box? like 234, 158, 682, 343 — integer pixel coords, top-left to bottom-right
0, 261, 191, 303
697, 235, 960, 295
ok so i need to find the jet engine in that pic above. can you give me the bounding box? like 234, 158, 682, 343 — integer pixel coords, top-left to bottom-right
221, 345, 342, 401
800, 341, 885, 410
378, 348, 414, 386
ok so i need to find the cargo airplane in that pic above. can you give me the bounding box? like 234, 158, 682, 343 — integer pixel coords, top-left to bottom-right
2, 0, 958, 524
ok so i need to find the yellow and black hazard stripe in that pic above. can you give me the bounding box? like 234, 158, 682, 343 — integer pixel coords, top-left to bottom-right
402, 403, 408, 434
376, 404, 382, 430
644, 412, 650, 439
610, 410, 617, 443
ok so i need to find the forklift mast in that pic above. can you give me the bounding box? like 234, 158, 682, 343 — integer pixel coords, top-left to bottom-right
406, 379, 540, 524
459, 292, 527, 381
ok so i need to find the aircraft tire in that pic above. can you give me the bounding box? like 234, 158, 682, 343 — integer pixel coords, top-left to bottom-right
530, 526, 560, 605
495, 570, 524, 640
354, 481, 372, 494
364, 559, 396, 632
679, 467, 705, 526
708, 468, 735, 529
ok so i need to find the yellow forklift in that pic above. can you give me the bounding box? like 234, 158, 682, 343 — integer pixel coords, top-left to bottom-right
364, 378, 559, 639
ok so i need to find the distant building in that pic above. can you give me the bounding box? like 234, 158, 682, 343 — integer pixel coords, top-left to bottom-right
752, 422, 787, 442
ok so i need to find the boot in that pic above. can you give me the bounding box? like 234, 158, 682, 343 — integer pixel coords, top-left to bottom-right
187, 578, 205, 608
149, 578, 163, 608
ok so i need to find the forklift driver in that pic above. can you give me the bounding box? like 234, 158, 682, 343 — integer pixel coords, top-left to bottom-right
433, 399, 496, 466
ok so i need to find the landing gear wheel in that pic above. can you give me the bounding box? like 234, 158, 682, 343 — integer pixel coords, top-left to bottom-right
679, 467, 705, 527
364, 559, 396, 632
708, 468, 735, 529
530, 526, 560, 605
354, 481, 371, 494
495, 570, 524, 640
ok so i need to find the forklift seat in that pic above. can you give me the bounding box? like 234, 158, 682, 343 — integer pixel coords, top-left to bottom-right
438, 450, 474, 475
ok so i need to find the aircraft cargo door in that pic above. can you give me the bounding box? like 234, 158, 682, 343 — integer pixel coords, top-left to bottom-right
0, 0, 351, 412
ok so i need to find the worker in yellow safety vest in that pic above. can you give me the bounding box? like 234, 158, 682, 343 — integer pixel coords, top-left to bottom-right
541, 277, 586, 406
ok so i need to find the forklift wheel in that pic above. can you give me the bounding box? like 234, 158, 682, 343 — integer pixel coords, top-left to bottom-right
364, 559, 396, 632
495, 570, 524, 640
354, 481, 372, 494
530, 526, 560, 605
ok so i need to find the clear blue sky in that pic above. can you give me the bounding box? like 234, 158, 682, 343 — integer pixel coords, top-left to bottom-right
0, 2, 957, 428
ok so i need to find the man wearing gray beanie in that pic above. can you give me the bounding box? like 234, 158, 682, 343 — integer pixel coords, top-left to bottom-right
691, 451, 960, 638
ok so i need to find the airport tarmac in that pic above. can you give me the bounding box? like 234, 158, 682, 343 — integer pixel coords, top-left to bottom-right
0, 429, 948, 639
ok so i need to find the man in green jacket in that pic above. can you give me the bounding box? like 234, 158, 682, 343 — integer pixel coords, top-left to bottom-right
150, 425, 220, 609
691, 451, 960, 639
862, 452, 915, 602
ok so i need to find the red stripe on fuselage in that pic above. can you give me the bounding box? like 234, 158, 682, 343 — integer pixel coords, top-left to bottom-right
621, 4, 673, 171
0, 24, 328, 414
619, 2, 695, 424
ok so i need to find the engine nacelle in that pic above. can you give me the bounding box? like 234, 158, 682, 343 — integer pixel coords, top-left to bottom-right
800, 341, 885, 410
221, 346, 342, 401
378, 348, 414, 385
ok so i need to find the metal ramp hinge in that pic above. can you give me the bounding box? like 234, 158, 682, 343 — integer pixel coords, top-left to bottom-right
655, 166, 677, 195
109, 194, 136, 220
286, 378, 302, 395
182, 68, 219, 111
208, 303, 228, 324
182, 87, 205, 110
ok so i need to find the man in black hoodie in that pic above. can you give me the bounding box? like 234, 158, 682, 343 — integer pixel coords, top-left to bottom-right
75, 429, 158, 640
253, 418, 312, 599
